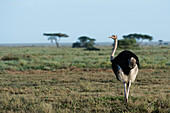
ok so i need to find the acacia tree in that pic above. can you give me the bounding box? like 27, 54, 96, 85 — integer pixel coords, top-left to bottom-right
74, 36, 95, 48
72, 36, 99, 50
123, 33, 153, 45
118, 38, 137, 49
77, 36, 96, 48
78, 36, 89, 47
43, 33, 69, 47
158, 40, 163, 45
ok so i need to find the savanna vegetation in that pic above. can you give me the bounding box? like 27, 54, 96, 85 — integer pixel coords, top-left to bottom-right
123, 33, 153, 45
118, 33, 153, 49
0, 45, 169, 112
43, 33, 69, 47
72, 36, 100, 51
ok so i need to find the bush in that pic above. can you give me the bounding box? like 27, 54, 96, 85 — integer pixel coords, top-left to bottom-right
72, 42, 81, 48
1, 54, 19, 61
72, 36, 100, 51
85, 47, 100, 51
118, 38, 138, 49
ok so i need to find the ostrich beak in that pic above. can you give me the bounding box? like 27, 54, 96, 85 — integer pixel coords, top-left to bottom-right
109, 35, 113, 38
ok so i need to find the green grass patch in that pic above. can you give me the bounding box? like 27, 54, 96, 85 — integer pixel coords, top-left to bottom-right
0, 46, 169, 71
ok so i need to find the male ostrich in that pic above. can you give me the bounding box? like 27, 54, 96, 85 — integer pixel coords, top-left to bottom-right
109, 35, 140, 103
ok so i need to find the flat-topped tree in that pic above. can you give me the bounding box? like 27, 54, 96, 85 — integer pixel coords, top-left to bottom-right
123, 33, 153, 45
72, 36, 100, 51
43, 33, 69, 47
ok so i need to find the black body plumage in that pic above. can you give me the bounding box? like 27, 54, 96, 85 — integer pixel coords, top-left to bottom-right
111, 50, 140, 76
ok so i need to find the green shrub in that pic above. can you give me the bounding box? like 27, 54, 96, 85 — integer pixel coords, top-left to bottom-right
72, 42, 81, 48
72, 36, 100, 51
85, 47, 100, 51
118, 38, 138, 49
1, 54, 20, 61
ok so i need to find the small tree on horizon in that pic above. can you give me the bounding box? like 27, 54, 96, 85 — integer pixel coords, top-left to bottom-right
123, 33, 153, 45
118, 37, 137, 49
78, 36, 90, 47
158, 40, 163, 45
72, 36, 100, 51
43, 33, 69, 47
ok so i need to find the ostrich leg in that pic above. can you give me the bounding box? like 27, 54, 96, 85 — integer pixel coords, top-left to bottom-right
126, 80, 132, 103
123, 80, 128, 103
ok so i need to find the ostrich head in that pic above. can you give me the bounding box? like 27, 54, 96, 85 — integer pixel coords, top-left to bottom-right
128, 57, 137, 68
109, 35, 117, 40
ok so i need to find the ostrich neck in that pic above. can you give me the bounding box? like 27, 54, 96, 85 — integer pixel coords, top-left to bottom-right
111, 39, 118, 58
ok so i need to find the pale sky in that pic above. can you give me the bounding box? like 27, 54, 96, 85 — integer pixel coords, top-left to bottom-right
0, 0, 170, 43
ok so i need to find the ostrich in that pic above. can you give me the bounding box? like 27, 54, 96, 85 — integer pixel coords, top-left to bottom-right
109, 35, 140, 103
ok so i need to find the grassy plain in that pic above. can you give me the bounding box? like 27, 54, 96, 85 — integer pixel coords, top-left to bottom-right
0, 45, 169, 112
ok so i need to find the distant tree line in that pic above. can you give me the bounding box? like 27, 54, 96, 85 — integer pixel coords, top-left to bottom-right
43, 32, 153, 50
43, 32, 100, 50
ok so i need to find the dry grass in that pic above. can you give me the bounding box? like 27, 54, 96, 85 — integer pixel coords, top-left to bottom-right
0, 68, 169, 112
0, 45, 169, 112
